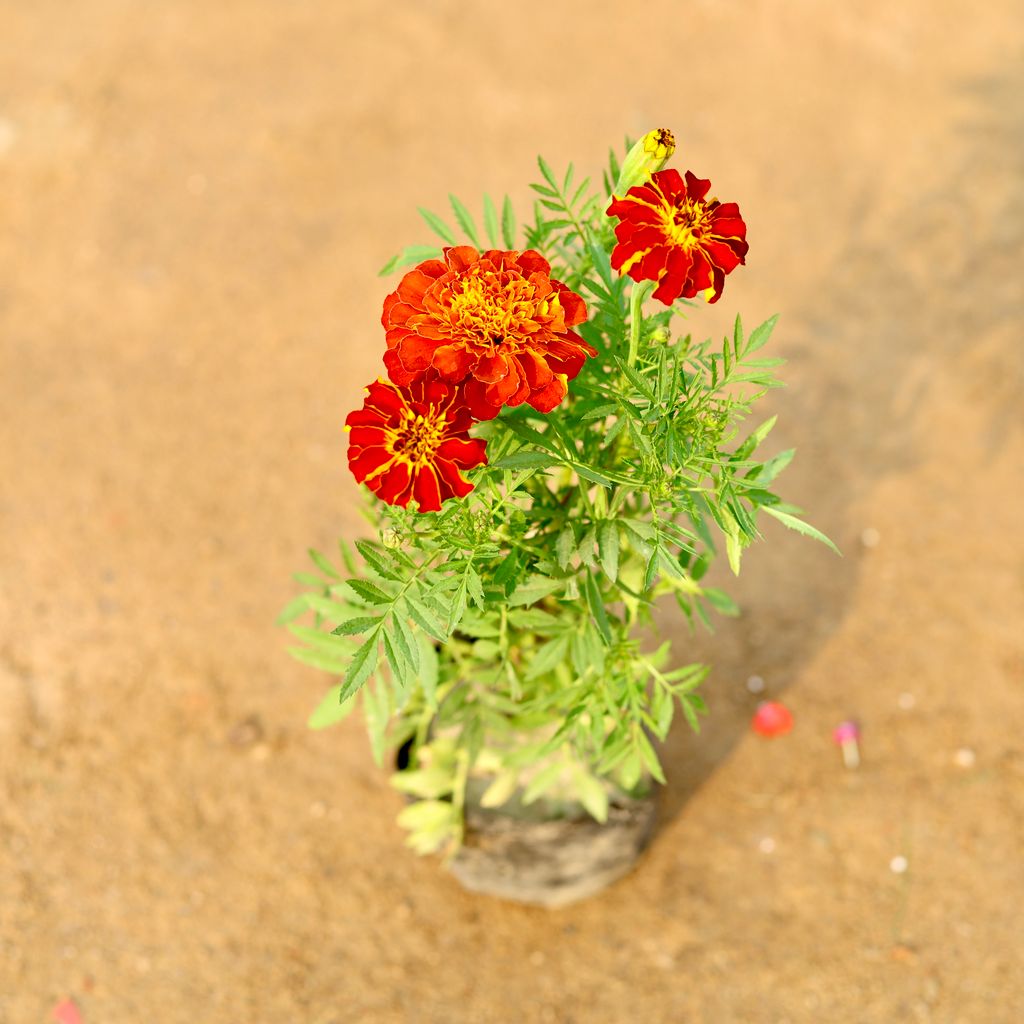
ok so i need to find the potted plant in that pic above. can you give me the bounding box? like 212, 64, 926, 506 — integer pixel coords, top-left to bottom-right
281, 128, 832, 906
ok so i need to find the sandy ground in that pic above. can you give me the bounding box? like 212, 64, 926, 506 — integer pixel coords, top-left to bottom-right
1, 2, 1023, 1021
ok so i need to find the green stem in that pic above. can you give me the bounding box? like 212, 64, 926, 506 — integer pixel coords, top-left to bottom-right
627, 281, 652, 367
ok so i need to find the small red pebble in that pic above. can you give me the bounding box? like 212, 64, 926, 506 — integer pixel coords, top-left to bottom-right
53, 999, 83, 1024
752, 701, 793, 737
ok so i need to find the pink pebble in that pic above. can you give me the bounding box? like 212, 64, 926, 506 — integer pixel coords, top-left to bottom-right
53, 1000, 83, 1024
752, 701, 793, 737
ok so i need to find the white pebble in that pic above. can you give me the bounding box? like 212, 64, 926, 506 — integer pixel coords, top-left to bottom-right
746, 675, 765, 694
897, 692, 916, 710
0, 117, 17, 156
758, 837, 776, 854
953, 748, 976, 769
889, 855, 909, 874
861, 527, 881, 548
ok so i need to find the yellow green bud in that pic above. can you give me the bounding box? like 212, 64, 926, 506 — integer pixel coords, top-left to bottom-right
614, 128, 676, 194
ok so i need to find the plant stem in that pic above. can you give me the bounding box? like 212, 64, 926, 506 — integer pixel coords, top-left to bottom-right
627, 281, 652, 367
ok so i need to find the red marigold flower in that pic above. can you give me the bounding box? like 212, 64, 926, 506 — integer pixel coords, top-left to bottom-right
381, 246, 594, 420
344, 372, 487, 512
607, 169, 748, 305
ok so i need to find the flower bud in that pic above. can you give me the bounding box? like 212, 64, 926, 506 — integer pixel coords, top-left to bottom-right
613, 128, 676, 195
381, 527, 403, 549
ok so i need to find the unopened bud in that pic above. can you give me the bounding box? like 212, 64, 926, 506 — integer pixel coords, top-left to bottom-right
381, 527, 403, 549
648, 325, 671, 345
614, 128, 676, 194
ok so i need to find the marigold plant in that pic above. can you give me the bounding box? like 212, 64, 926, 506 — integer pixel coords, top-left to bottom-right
283, 129, 832, 856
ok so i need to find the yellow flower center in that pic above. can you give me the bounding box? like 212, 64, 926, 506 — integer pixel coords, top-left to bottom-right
447, 270, 556, 347
664, 200, 713, 250
390, 409, 447, 465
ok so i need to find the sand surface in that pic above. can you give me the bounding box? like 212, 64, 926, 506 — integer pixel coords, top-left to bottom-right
2, 3, 1023, 1021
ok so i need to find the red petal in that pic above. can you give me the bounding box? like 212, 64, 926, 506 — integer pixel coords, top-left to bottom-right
463, 379, 502, 421
375, 460, 412, 506
396, 268, 438, 307
474, 352, 510, 384
432, 343, 477, 380
435, 458, 475, 498
515, 249, 552, 277
683, 171, 712, 201
652, 247, 693, 304
517, 349, 553, 389
444, 246, 480, 273
396, 333, 438, 373
383, 347, 417, 386
436, 436, 487, 467
527, 373, 568, 413
412, 464, 442, 512
349, 445, 391, 483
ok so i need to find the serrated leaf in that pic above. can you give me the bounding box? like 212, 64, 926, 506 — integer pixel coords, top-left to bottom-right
597, 520, 620, 582
308, 548, 339, 578
377, 244, 443, 276
308, 686, 358, 730
703, 588, 740, 616
525, 634, 571, 680
331, 615, 380, 636
479, 770, 519, 809
501, 195, 516, 247
276, 594, 309, 626
537, 155, 558, 190
584, 572, 612, 644
448, 193, 481, 246
522, 760, 566, 805
337, 634, 379, 702
555, 525, 576, 570
572, 767, 609, 823
745, 314, 779, 354
508, 575, 563, 607
417, 206, 457, 245
345, 579, 391, 605
482, 194, 499, 246
416, 633, 439, 705
762, 506, 841, 554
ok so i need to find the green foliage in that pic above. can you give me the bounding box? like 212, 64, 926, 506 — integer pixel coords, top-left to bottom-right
288, 136, 833, 856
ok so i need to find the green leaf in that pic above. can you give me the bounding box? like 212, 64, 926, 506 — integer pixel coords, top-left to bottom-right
537, 155, 558, 190
525, 634, 571, 680
307, 685, 358, 730
509, 575, 564, 607
522, 760, 566, 804
584, 571, 612, 644
416, 633, 439, 705
572, 766, 609, 823
480, 770, 519, 809
331, 615, 380, 636
482, 194, 499, 246
490, 451, 559, 470
555, 525, 576, 570
597, 520, 620, 582
448, 193, 481, 246
337, 634, 379, 702
751, 448, 795, 485
404, 594, 448, 643
345, 579, 391, 605
378, 244, 443, 276
501, 195, 516, 248
308, 548, 339, 578
703, 588, 740, 616
762, 506, 841, 555
276, 594, 309, 626
636, 730, 666, 784
745, 314, 779, 354
417, 206, 457, 245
